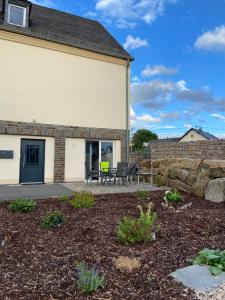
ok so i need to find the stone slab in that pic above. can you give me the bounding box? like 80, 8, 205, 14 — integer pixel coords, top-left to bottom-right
170, 265, 225, 292
205, 178, 225, 203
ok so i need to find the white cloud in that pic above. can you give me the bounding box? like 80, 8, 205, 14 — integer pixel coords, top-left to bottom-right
142, 65, 178, 77
176, 80, 189, 91
195, 25, 225, 53
211, 113, 225, 121
95, 0, 178, 28
123, 35, 149, 50
32, 0, 54, 7
137, 114, 161, 123
130, 106, 136, 119
184, 123, 192, 129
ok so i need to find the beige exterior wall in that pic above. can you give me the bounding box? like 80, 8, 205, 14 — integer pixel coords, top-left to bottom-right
65, 138, 121, 182
180, 130, 207, 142
0, 135, 54, 184
0, 33, 127, 130
65, 138, 86, 182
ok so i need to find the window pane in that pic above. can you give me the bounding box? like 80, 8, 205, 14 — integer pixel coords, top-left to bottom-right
25, 145, 39, 167
101, 142, 113, 167
9, 5, 25, 26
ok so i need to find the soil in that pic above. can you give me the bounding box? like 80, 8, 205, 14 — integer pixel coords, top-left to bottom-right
0, 191, 225, 300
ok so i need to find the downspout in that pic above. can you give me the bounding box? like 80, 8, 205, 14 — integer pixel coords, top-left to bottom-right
126, 58, 130, 163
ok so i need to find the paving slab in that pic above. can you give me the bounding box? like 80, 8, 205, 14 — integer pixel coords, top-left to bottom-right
170, 265, 225, 292
0, 184, 74, 201
62, 182, 167, 195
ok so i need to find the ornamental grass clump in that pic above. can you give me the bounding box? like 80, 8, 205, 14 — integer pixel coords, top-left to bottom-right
41, 211, 65, 229
188, 248, 225, 276
116, 203, 159, 245
70, 191, 95, 209
9, 198, 36, 213
164, 189, 182, 203
75, 261, 104, 294
136, 191, 151, 201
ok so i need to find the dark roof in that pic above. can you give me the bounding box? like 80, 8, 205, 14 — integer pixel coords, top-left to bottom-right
179, 128, 218, 141
0, 0, 132, 60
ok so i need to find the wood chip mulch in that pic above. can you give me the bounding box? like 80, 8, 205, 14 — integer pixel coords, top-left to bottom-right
0, 191, 225, 300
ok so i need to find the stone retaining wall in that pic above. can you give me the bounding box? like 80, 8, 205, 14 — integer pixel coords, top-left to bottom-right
138, 158, 225, 198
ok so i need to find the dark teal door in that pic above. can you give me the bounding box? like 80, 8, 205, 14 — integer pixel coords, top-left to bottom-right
20, 139, 45, 184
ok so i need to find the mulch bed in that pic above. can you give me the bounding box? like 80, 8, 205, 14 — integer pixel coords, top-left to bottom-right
0, 191, 225, 300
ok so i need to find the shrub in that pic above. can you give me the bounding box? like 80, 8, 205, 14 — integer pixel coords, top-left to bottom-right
188, 248, 225, 276
164, 189, 182, 203
9, 198, 36, 213
59, 194, 70, 202
114, 256, 141, 273
136, 191, 151, 200
75, 261, 104, 294
116, 203, 158, 244
70, 192, 95, 209
41, 211, 64, 229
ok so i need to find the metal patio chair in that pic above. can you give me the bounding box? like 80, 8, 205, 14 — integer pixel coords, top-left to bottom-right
114, 162, 128, 185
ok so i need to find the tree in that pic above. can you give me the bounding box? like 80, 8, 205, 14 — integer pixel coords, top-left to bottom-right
132, 129, 158, 151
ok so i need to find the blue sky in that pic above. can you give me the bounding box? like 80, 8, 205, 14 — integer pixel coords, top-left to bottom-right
33, 0, 225, 138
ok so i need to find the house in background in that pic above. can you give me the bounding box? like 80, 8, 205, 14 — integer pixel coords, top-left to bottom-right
179, 128, 218, 142
0, 0, 132, 184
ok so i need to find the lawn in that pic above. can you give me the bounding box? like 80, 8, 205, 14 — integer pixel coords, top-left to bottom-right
0, 191, 225, 299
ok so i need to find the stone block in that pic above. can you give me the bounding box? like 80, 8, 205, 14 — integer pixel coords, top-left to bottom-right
180, 159, 202, 171
205, 178, 225, 203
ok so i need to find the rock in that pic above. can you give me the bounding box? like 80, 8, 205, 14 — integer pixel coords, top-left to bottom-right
166, 179, 193, 193
205, 178, 225, 203
139, 159, 152, 169
152, 160, 161, 168
169, 167, 189, 182
185, 171, 198, 186
192, 168, 210, 197
181, 159, 202, 171
203, 160, 225, 169
170, 265, 225, 292
210, 167, 225, 178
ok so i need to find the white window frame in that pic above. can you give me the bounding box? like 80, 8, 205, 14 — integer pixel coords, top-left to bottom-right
8, 4, 26, 27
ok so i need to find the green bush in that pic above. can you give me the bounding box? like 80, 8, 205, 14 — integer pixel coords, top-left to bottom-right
70, 192, 95, 209
188, 248, 225, 276
9, 198, 36, 213
136, 191, 151, 200
75, 261, 104, 294
59, 194, 70, 202
41, 211, 64, 229
165, 189, 182, 202
116, 203, 158, 244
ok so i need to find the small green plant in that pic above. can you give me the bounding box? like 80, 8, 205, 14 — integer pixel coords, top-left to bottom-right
59, 194, 70, 202
75, 261, 104, 294
136, 191, 151, 200
9, 198, 36, 213
188, 248, 225, 276
116, 203, 159, 244
41, 211, 64, 229
70, 192, 95, 209
164, 189, 182, 203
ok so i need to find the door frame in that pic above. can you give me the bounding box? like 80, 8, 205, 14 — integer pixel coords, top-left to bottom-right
19, 138, 46, 184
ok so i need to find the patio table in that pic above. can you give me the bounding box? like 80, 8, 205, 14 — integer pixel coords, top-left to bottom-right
136, 171, 155, 190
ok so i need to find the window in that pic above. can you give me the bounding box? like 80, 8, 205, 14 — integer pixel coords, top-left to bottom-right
8, 4, 26, 27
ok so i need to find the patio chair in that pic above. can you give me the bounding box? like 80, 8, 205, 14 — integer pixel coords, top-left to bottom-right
114, 162, 128, 185
128, 161, 139, 182
100, 161, 112, 185
85, 163, 99, 185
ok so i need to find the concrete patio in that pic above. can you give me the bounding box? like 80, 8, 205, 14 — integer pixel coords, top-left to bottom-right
0, 182, 167, 201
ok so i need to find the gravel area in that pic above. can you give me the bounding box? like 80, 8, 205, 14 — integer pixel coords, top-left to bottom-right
196, 282, 225, 300
0, 191, 225, 299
